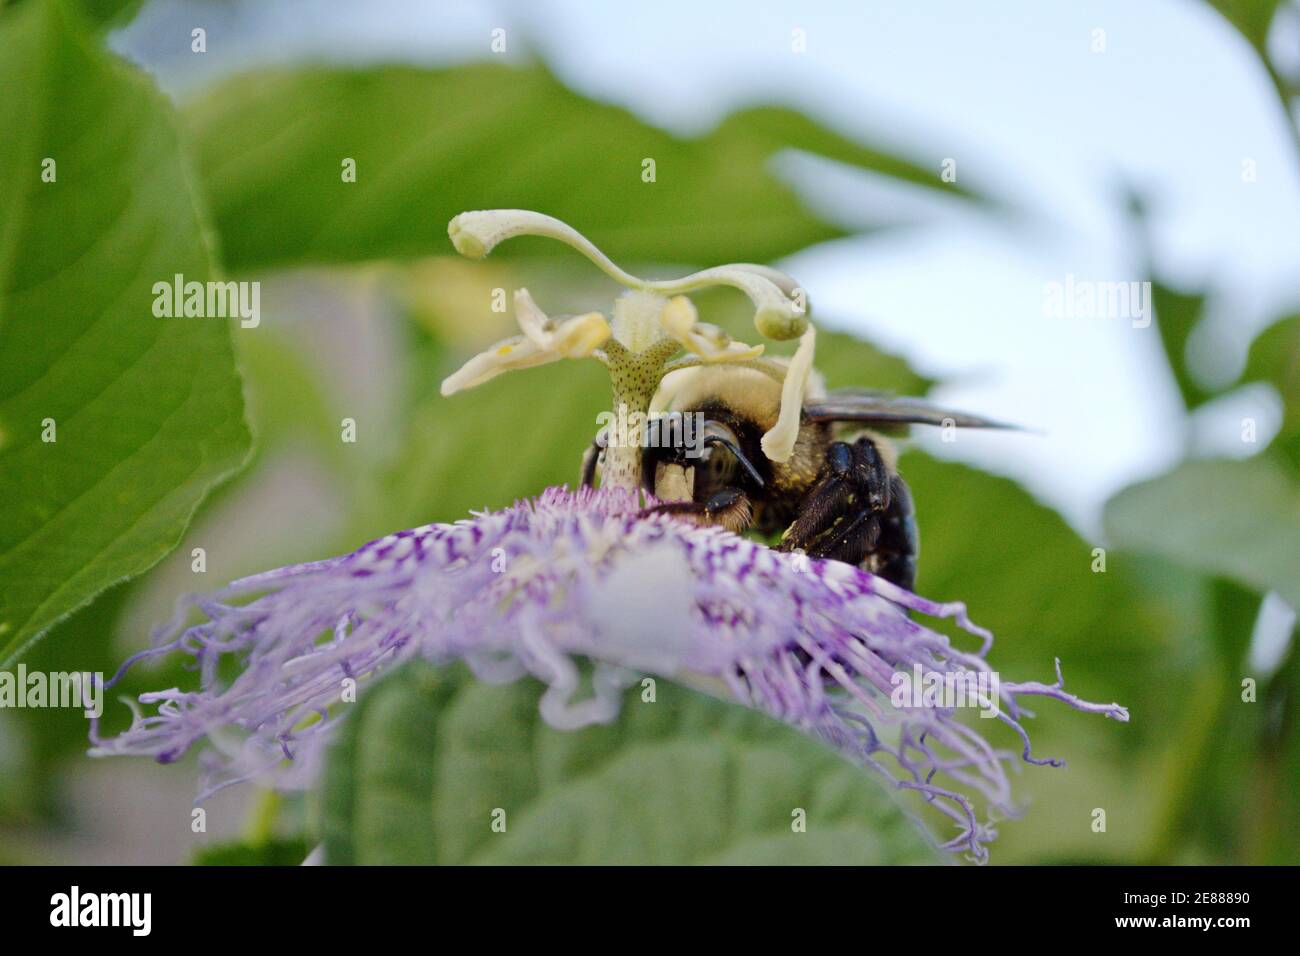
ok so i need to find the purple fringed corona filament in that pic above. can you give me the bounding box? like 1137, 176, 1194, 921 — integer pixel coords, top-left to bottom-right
92, 487, 1128, 862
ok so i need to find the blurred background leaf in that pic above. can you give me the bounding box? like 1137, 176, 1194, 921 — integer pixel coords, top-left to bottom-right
1104, 456, 1300, 609
1208, 0, 1286, 52
181, 63, 981, 273
1239, 313, 1300, 468
1150, 280, 1213, 412
193, 836, 310, 866
8, 0, 147, 30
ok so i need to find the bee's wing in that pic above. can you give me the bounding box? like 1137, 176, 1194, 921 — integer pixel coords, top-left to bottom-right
803, 391, 1021, 430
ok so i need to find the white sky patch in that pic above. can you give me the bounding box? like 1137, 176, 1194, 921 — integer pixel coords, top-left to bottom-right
1188, 383, 1285, 460
1248, 592, 1297, 679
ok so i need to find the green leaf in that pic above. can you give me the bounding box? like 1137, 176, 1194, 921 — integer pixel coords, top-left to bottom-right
1207, 0, 1284, 55
1260, 635, 1300, 865
367, 342, 608, 533
9, 0, 145, 31
1103, 455, 1300, 609
901, 451, 1179, 701
193, 837, 311, 867
1241, 313, 1299, 407
0, 709, 34, 824
321, 664, 938, 865
1151, 279, 1212, 411
895, 452, 1227, 863
183, 63, 980, 274
1240, 313, 1300, 470
0, 0, 250, 666
813, 326, 933, 394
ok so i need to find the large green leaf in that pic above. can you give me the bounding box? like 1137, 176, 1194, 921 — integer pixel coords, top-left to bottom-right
900, 451, 1180, 701
1103, 455, 1300, 609
320, 664, 938, 865
182, 63, 979, 274
1240, 313, 1300, 470
0, 0, 250, 666
896, 453, 1224, 862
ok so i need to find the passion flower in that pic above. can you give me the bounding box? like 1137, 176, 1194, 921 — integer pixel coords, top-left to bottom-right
93, 211, 1128, 863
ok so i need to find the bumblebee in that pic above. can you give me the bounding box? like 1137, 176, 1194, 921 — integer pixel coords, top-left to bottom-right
581, 366, 1014, 591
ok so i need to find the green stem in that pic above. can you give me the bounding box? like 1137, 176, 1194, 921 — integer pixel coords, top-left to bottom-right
1146, 668, 1228, 863
1146, 579, 1259, 862
243, 789, 281, 845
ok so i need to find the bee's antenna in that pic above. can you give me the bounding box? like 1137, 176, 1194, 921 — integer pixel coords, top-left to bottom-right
704, 435, 765, 489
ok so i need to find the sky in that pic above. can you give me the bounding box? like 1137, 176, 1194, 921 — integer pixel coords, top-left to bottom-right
113, 0, 1300, 535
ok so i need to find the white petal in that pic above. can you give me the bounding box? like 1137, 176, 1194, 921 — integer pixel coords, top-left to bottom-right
553, 311, 612, 358
439, 335, 560, 396
513, 288, 554, 349
761, 326, 817, 463
658, 294, 698, 341
659, 296, 764, 362
512, 288, 610, 358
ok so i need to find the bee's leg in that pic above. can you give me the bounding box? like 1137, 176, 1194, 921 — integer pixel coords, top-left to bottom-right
865, 475, 919, 592
777, 438, 891, 553
815, 508, 882, 565
579, 429, 608, 488
641, 488, 754, 534
579, 442, 599, 487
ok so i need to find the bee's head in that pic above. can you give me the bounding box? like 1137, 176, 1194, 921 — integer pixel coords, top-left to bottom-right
641, 413, 766, 503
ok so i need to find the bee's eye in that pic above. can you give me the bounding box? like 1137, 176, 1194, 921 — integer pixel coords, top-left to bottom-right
693, 421, 747, 490
702, 445, 736, 485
